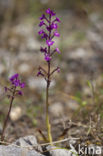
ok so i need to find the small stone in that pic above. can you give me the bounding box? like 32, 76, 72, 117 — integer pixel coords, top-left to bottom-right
28, 78, 46, 90
18, 63, 31, 74
67, 48, 93, 60
82, 86, 92, 96
28, 78, 55, 90
0, 145, 44, 156
69, 48, 87, 59
66, 73, 75, 84
49, 102, 64, 116
89, 13, 100, 23
27, 38, 40, 50
12, 135, 42, 151
47, 145, 77, 156
87, 31, 102, 42
10, 106, 22, 121
66, 100, 79, 110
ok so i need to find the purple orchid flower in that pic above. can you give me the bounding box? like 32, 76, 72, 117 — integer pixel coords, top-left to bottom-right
37, 8, 61, 143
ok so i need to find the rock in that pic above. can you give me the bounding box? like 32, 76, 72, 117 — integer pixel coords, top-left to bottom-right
18, 63, 31, 74
0, 145, 44, 156
66, 100, 79, 110
89, 13, 100, 23
82, 86, 92, 96
66, 73, 75, 84
68, 48, 92, 60
10, 106, 22, 121
0, 135, 44, 156
12, 135, 42, 152
14, 23, 32, 36
70, 48, 87, 59
87, 31, 102, 42
49, 102, 64, 116
47, 145, 77, 156
27, 37, 40, 50
28, 78, 46, 90
28, 77, 55, 90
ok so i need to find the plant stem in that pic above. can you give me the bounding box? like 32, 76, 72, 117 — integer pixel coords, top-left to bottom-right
1, 88, 15, 142
46, 79, 52, 143
45, 13, 53, 144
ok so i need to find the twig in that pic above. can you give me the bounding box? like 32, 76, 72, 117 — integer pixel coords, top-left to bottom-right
0, 137, 80, 149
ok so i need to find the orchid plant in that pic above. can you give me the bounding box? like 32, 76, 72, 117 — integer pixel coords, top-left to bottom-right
1, 73, 25, 142
37, 8, 61, 143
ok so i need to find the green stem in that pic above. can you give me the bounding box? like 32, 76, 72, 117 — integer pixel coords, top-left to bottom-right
46, 83, 52, 143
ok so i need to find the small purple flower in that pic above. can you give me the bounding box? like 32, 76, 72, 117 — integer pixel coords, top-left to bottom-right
9, 73, 25, 90
37, 71, 42, 76
38, 30, 44, 35
51, 23, 58, 29
39, 21, 45, 27
55, 17, 61, 23
12, 79, 20, 87
41, 33, 48, 39
54, 31, 60, 37
46, 40, 54, 46
56, 48, 61, 54
9, 73, 19, 81
57, 67, 60, 73
46, 25, 52, 31
46, 23, 58, 32
51, 10, 56, 16
40, 14, 45, 20
20, 82, 25, 88
18, 90, 23, 96
5, 73, 25, 101
46, 8, 51, 14
46, 8, 56, 16
40, 47, 47, 53
45, 54, 51, 62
